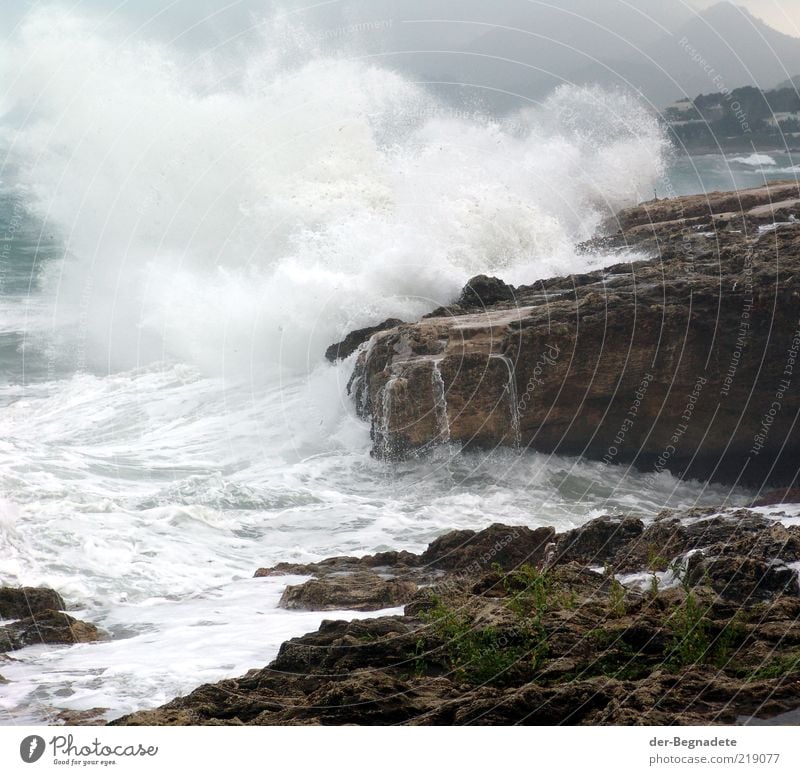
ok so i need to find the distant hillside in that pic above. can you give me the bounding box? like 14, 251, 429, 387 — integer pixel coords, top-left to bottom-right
665, 83, 800, 151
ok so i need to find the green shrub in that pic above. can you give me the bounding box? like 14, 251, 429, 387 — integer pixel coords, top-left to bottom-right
748, 652, 800, 681
416, 565, 553, 685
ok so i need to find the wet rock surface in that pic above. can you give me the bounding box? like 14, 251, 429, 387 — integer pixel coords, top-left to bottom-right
1, 610, 103, 651
0, 586, 105, 658
420, 523, 555, 571
116, 508, 800, 726
457, 274, 516, 309
278, 571, 417, 612
0, 587, 66, 620
344, 181, 800, 488
324, 318, 404, 363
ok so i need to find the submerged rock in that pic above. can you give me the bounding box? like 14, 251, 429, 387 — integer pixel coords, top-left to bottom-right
345, 182, 800, 487
254, 550, 422, 579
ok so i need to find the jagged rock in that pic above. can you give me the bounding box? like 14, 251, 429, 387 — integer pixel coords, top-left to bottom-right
1, 610, 103, 651
555, 517, 644, 566
0, 587, 66, 620
254, 550, 420, 579
419, 523, 555, 571
278, 571, 417, 612
458, 275, 516, 308
255, 556, 366, 578
346, 182, 800, 487
113, 514, 800, 727
686, 555, 800, 602
324, 318, 404, 362
610, 512, 800, 572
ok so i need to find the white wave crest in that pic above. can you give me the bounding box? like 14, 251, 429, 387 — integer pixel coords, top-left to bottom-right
1, 7, 669, 376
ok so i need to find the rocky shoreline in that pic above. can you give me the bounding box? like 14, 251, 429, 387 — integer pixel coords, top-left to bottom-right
111, 504, 800, 725
4, 182, 800, 725
4, 503, 799, 725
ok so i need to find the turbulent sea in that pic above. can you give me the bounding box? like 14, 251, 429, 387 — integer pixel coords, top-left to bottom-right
0, 10, 792, 723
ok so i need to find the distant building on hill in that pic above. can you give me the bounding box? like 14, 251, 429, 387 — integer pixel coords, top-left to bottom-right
662, 83, 800, 150
767, 111, 800, 129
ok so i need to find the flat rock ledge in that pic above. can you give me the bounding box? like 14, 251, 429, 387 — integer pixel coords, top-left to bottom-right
115, 507, 800, 726
345, 181, 800, 488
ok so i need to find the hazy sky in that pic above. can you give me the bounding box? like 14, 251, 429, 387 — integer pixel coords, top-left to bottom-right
0, 1, 798, 38
691, 1, 800, 35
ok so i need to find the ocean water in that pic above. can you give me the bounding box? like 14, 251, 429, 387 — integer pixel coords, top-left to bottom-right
0, 9, 761, 723
666, 151, 799, 197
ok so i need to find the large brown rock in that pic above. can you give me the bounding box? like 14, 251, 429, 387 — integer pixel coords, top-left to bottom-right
610, 181, 800, 232
347, 182, 800, 487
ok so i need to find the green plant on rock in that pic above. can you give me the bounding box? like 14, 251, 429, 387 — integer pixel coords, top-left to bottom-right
661, 553, 743, 669
665, 591, 742, 669
604, 564, 627, 617
709, 611, 746, 668
666, 591, 711, 667
417, 596, 535, 685
647, 546, 670, 573
558, 588, 579, 610
501, 564, 552, 661
748, 651, 800, 681
646, 547, 668, 599
415, 564, 554, 686
503, 563, 551, 623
